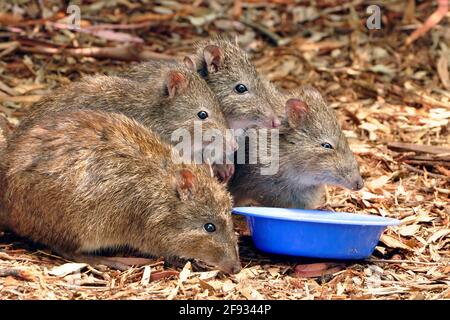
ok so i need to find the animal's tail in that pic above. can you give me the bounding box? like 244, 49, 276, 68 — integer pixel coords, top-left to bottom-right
0, 116, 14, 229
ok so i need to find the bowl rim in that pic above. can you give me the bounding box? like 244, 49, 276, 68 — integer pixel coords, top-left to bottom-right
232, 207, 401, 226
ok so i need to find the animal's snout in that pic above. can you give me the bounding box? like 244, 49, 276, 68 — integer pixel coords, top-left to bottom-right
271, 117, 281, 128
231, 264, 241, 274
219, 252, 241, 274
221, 262, 241, 274
263, 116, 281, 129
352, 176, 364, 191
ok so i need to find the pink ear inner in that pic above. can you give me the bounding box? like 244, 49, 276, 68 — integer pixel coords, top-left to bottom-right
286, 98, 308, 125
203, 45, 223, 73
179, 169, 195, 190
166, 71, 186, 98
176, 169, 197, 200
183, 56, 196, 71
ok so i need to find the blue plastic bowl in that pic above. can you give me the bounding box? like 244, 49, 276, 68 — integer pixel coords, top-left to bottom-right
232, 207, 400, 260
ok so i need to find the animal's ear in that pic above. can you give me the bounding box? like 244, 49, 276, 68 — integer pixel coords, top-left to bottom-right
285, 98, 308, 127
203, 45, 223, 74
183, 55, 197, 71
175, 169, 197, 201
165, 70, 187, 98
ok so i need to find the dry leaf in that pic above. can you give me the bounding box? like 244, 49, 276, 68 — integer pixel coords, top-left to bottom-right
366, 175, 391, 193
0, 1, 448, 301
380, 234, 413, 251
109, 257, 154, 266
198, 279, 216, 292
267, 267, 280, 277
150, 270, 179, 282
3, 276, 21, 287
437, 53, 450, 90
179, 262, 191, 283
0, 13, 22, 24
140, 266, 151, 286
427, 229, 450, 244
0, 268, 35, 281
238, 285, 264, 300
399, 224, 421, 237
48, 263, 87, 277
294, 263, 345, 278
235, 267, 259, 282
198, 270, 219, 280
206, 280, 225, 291
222, 280, 236, 293
0, 95, 42, 103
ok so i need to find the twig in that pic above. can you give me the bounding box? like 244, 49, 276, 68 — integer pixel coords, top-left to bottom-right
367, 259, 447, 266
388, 142, 450, 155
0, 251, 39, 262
405, 0, 449, 46
0, 80, 18, 96
233, 0, 243, 19
83, 21, 159, 31
0, 12, 64, 27
0, 268, 35, 281
0, 95, 42, 103
402, 163, 450, 181
239, 17, 288, 46
405, 160, 450, 168
18, 44, 176, 62
320, 0, 364, 16
404, 93, 450, 109
0, 41, 20, 58
48, 22, 144, 44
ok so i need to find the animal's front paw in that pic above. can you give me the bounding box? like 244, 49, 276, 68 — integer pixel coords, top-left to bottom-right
213, 164, 235, 183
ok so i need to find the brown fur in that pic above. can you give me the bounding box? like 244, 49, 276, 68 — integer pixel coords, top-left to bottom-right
118, 37, 284, 181
120, 37, 281, 130
192, 37, 281, 130
0, 116, 15, 227
11, 62, 233, 164
230, 86, 363, 209
0, 116, 14, 150
1, 110, 240, 273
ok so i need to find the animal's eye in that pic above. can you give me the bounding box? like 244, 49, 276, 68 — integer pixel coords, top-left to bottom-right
234, 84, 248, 94
203, 223, 216, 233
321, 142, 334, 150
197, 111, 208, 120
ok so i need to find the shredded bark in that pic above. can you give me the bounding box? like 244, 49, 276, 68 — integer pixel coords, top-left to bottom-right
0, 1, 448, 300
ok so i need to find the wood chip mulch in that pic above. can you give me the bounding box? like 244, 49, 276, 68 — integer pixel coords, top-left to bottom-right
0, 1, 449, 300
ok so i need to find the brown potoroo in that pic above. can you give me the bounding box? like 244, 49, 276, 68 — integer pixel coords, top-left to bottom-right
123, 37, 282, 132
120, 38, 284, 181
0, 110, 240, 274
229, 86, 363, 209
192, 37, 282, 131
10, 63, 236, 166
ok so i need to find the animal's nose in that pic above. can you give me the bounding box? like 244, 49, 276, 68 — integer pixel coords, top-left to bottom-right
221, 260, 241, 274
271, 117, 281, 128
354, 176, 364, 190
231, 264, 241, 274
